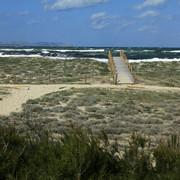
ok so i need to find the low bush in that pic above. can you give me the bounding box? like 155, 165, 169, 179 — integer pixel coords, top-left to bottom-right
0, 123, 180, 179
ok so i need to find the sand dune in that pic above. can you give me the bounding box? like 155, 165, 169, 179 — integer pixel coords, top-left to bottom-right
0, 84, 180, 116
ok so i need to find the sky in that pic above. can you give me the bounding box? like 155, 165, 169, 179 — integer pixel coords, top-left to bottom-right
0, 0, 180, 47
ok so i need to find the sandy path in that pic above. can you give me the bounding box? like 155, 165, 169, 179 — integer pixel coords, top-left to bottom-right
0, 84, 180, 116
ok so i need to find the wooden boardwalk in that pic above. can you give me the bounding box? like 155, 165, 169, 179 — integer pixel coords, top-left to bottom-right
108, 50, 135, 84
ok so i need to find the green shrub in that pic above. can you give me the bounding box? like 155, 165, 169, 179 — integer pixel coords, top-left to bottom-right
69, 96, 100, 107
153, 134, 180, 176
0, 123, 179, 179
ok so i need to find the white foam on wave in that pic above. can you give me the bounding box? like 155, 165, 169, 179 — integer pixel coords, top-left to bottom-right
42, 49, 105, 53
0, 53, 179, 63
162, 50, 180, 53
114, 50, 128, 52
42, 50, 49, 54
0, 49, 34, 52
48, 56, 108, 63
0, 53, 108, 63
115, 50, 154, 53
0, 54, 42, 58
129, 58, 180, 63
142, 50, 154, 52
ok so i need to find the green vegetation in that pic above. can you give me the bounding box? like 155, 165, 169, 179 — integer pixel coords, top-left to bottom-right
0, 57, 110, 84
1, 58, 180, 179
1, 57, 180, 87
1, 88, 179, 145
132, 61, 180, 87
0, 124, 180, 179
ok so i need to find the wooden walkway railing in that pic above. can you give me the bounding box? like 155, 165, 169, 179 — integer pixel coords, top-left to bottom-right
108, 50, 135, 84
108, 50, 118, 83
120, 50, 133, 75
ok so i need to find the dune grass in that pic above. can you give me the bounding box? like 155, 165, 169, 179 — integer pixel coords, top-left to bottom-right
0, 58, 180, 179
0, 57, 180, 87
1, 88, 179, 146
0, 57, 110, 84
132, 61, 180, 87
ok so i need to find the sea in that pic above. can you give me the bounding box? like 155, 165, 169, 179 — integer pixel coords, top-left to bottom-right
1, 47, 180, 63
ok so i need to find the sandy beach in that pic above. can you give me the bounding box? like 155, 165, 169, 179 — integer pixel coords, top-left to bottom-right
1, 83, 180, 116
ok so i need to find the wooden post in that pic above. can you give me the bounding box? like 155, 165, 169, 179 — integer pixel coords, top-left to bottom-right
128, 63, 130, 70
115, 74, 117, 84
13, 73, 16, 84
48, 74, 50, 84
84, 74, 87, 84
170, 76, 172, 87
134, 73, 136, 84
131, 65, 133, 74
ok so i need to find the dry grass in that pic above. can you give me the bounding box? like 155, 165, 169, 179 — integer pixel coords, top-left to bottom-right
1, 88, 179, 147
132, 61, 180, 87
0, 57, 110, 84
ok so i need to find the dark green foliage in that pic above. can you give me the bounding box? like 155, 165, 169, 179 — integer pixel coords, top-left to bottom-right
123, 133, 154, 179
0, 124, 121, 179
153, 134, 180, 176
0, 123, 180, 179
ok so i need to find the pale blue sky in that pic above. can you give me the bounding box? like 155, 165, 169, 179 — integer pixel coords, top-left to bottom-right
0, 0, 180, 47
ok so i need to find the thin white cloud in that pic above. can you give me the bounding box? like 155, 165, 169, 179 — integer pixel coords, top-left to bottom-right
117, 21, 135, 30
90, 12, 106, 20
163, 15, 173, 20
27, 20, 39, 25
90, 12, 118, 29
135, 0, 169, 10
137, 10, 159, 18
138, 26, 150, 32
44, 0, 110, 11
137, 25, 158, 33
90, 12, 108, 29
19, 11, 30, 16
179, 1, 180, 5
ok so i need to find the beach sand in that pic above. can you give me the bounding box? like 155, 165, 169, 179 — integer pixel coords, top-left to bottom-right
0, 84, 180, 116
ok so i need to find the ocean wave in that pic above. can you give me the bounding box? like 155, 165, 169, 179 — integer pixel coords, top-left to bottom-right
129, 58, 180, 63
0, 49, 34, 52
42, 50, 49, 54
115, 49, 154, 53
162, 50, 180, 53
0, 54, 42, 58
42, 49, 105, 53
142, 50, 155, 52
45, 56, 108, 63
0, 53, 108, 62
114, 50, 122, 52
1, 52, 179, 63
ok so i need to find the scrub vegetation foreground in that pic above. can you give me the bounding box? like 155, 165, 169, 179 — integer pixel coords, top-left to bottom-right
0, 124, 180, 179
0, 57, 180, 179
1, 88, 180, 146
